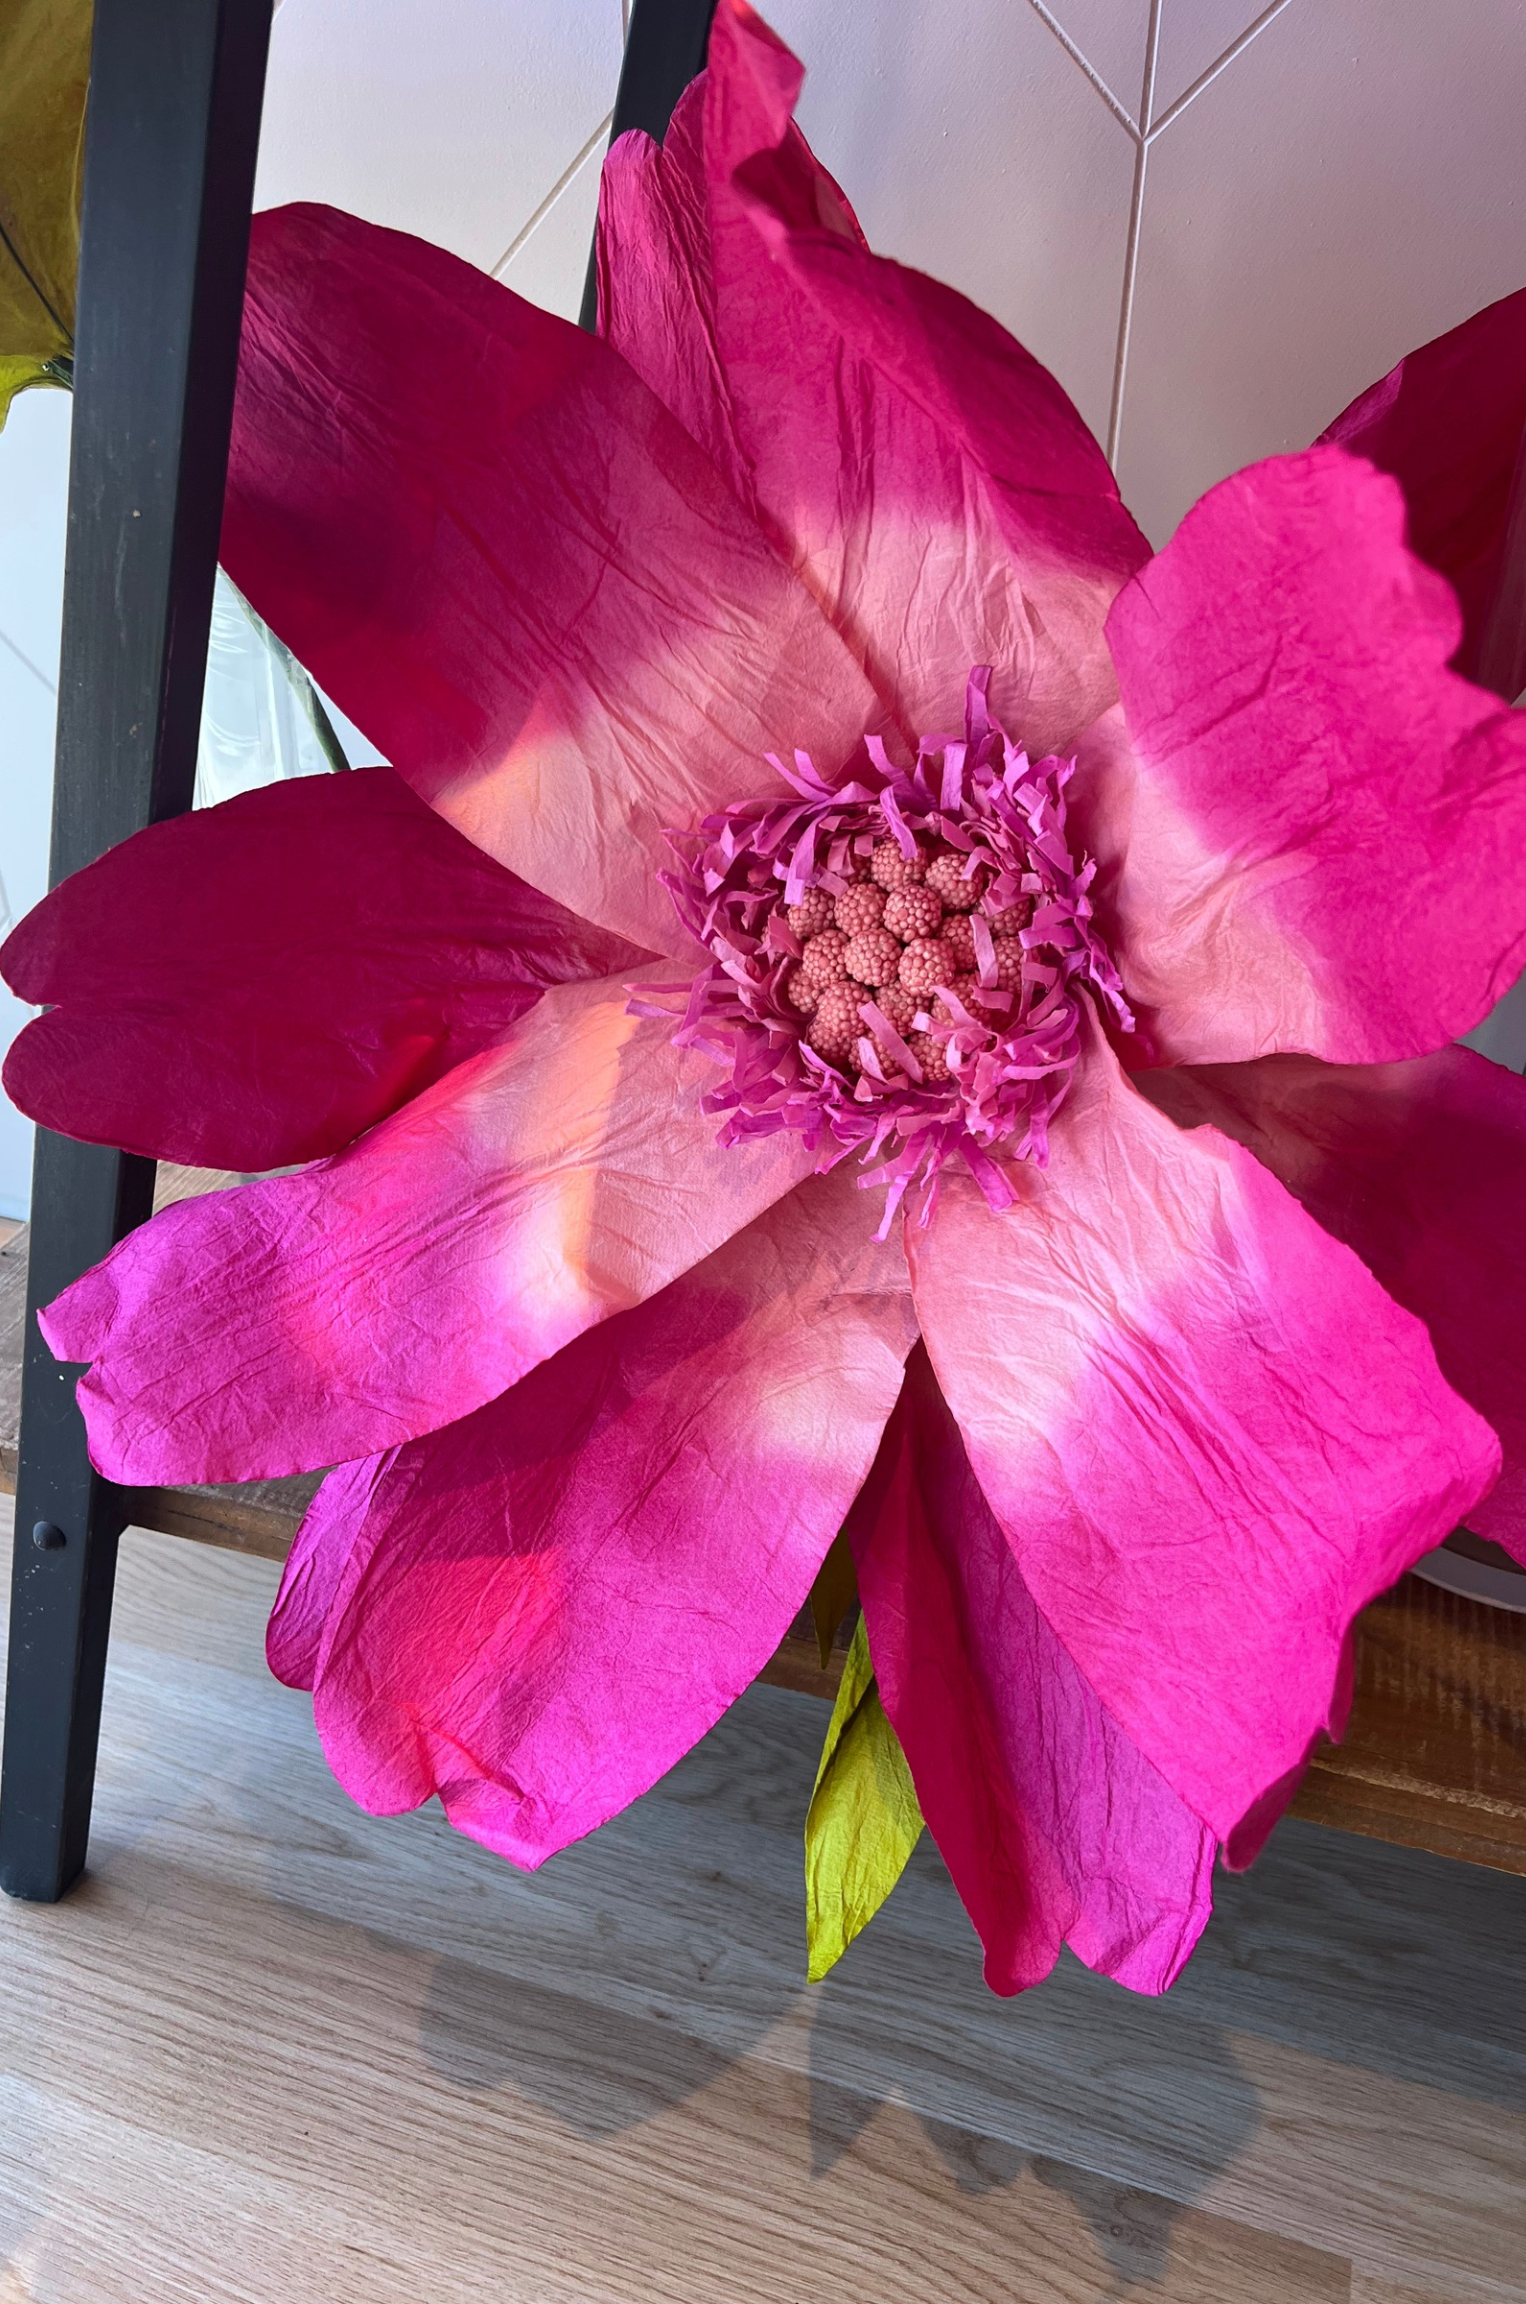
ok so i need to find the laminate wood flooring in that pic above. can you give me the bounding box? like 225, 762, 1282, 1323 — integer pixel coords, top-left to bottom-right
1, 1502, 1523, 2303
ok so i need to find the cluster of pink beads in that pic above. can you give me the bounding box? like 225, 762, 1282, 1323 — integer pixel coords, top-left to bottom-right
782, 839, 1029, 1085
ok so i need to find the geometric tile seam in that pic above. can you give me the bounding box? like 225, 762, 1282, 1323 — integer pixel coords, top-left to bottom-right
489, 0, 630, 283
1024, 0, 1298, 461
491, 1, 1303, 440
486, 109, 615, 285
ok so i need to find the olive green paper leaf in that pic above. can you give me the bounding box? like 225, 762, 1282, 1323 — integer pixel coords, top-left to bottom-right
0, 349, 49, 420
805, 1613, 923, 1982
0, 0, 91, 428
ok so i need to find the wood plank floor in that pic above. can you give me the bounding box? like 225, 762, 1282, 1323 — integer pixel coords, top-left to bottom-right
1, 1501, 1524, 2303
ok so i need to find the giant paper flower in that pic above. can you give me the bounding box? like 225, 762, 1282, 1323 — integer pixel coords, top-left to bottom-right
7, 1, 1526, 1995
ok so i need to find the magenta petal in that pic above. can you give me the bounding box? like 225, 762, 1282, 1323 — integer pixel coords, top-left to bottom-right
1092, 446, 1526, 1065
1317, 285, 1526, 687
39, 968, 815, 1485
850, 1351, 1214, 1997
1, 768, 645, 1169
597, 0, 1148, 755
267, 1455, 393, 1690
905, 1013, 1500, 1844
1138, 1045, 1526, 1565
223, 203, 880, 959
287, 1168, 915, 1862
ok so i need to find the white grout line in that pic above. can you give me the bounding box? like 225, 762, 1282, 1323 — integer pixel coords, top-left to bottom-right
1021, 0, 1141, 139
1138, 0, 1163, 148
1106, 0, 1164, 467
1146, 0, 1297, 143
0, 627, 56, 698
487, 111, 616, 281
1105, 142, 1149, 466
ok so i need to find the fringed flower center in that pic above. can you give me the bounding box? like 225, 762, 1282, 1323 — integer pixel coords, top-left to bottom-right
635, 669, 1131, 1228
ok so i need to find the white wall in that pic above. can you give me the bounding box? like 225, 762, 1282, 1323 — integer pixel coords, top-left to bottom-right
0, 389, 71, 1219
4, 0, 1526, 1213
252, 0, 626, 319
769, 0, 1526, 545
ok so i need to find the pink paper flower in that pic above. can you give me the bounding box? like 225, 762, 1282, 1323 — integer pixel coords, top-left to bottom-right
7, 0, 1526, 1995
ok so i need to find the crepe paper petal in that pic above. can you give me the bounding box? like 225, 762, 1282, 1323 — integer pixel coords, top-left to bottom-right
1087, 446, 1526, 1067
597, 0, 1149, 759
1137, 1045, 1526, 1566
1, 768, 648, 1170
807, 1527, 857, 1669
905, 1009, 1501, 1846
1215, 1618, 1363, 1875
221, 202, 882, 961
281, 1164, 917, 1863
39, 964, 818, 1486
0, 0, 86, 408
850, 1351, 1215, 1996
266, 1454, 393, 1690
804, 1613, 924, 1984
1317, 286, 1526, 690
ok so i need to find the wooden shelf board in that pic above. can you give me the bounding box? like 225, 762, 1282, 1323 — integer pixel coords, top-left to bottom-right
5, 1208, 1525, 1873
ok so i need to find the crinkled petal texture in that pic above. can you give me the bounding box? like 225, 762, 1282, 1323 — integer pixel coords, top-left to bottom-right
1318, 284, 1526, 687
1137, 1045, 1526, 1565
267, 1166, 917, 1865
222, 201, 881, 959
0, 768, 646, 1169
905, 1007, 1500, 1844
597, 0, 1148, 756
849, 1349, 1215, 1998
267, 1453, 395, 1689
1077, 447, 1526, 1066
41, 966, 816, 1485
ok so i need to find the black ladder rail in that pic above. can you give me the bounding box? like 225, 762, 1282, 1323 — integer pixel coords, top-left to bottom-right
578, 0, 720, 333
2, 0, 720, 1903
0, 0, 275, 1903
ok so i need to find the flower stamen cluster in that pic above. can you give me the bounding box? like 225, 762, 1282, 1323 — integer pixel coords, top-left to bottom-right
637, 670, 1131, 1227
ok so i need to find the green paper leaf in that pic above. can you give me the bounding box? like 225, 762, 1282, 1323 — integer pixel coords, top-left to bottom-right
0, 350, 53, 431
0, 0, 91, 372
804, 1614, 923, 1982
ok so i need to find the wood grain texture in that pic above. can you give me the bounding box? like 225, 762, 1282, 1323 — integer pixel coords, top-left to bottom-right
3, 1215, 1525, 1866
1350, 2280, 1517, 2304
2, 1509, 1525, 2301
150, 1163, 250, 1211
1296, 1578, 1526, 1877
115, 1472, 323, 1563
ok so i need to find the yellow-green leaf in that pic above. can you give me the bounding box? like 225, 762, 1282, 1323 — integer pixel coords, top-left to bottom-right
0, 0, 91, 371
0, 349, 53, 431
807, 1525, 858, 1668
804, 1614, 923, 1982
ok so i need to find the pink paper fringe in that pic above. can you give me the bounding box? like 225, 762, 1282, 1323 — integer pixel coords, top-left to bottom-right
632, 670, 1132, 1232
